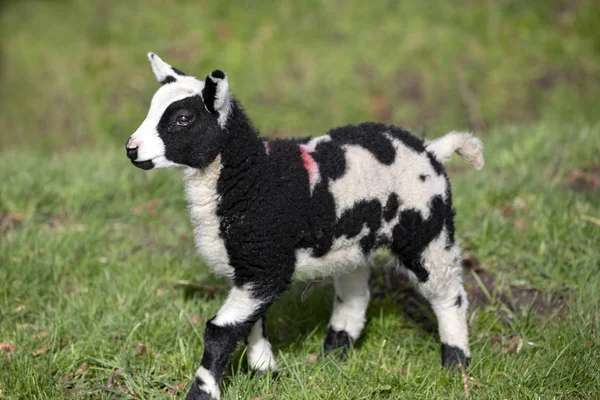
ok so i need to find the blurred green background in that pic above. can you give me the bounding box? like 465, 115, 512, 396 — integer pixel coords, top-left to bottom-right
1, 0, 599, 152
1, 2, 600, 398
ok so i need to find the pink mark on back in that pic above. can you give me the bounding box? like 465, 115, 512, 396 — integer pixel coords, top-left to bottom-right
263, 141, 270, 155
299, 144, 320, 190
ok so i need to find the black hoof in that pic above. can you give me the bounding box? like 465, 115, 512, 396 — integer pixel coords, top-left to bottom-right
185, 377, 214, 400
323, 326, 352, 355
441, 344, 470, 369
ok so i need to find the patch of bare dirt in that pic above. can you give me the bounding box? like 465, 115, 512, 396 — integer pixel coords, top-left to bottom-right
31, 345, 48, 357
461, 257, 571, 320
0, 342, 16, 356
0, 213, 24, 234
563, 167, 600, 193
372, 253, 571, 324
132, 341, 149, 356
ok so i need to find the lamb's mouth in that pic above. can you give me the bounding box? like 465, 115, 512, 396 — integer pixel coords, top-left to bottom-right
131, 159, 155, 170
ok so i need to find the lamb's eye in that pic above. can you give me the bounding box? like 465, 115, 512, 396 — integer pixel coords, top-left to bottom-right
176, 115, 191, 126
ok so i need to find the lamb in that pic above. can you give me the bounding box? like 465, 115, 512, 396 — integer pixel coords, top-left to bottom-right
125, 53, 484, 400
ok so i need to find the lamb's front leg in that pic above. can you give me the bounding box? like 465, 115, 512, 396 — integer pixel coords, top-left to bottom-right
247, 317, 277, 374
186, 285, 263, 400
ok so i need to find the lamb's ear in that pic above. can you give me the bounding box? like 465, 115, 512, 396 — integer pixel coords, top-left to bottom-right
202, 70, 231, 122
147, 52, 187, 85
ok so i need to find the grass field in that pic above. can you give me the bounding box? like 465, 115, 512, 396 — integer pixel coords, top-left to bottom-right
1, 0, 600, 399
1, 125, 598, 399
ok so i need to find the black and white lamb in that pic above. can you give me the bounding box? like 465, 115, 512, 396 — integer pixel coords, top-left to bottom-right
125, 53, 484, 400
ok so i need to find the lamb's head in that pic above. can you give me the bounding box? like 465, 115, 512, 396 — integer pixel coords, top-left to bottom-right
126, 53, 232, 170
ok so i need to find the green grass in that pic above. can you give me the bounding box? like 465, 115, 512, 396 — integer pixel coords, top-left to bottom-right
1, 0, 600, 398
1, 125, 599, 399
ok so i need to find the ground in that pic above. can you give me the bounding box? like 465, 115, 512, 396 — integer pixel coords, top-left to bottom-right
1, 125, 598, 399
1, 0, 600, 398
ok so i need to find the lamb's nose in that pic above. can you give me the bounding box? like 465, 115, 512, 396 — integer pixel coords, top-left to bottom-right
126, 146, 138, 160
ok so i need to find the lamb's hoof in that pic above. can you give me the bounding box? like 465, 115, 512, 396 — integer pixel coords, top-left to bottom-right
441, 344, 470, 369
185, 377, 215, 400
323, 326, 352, 356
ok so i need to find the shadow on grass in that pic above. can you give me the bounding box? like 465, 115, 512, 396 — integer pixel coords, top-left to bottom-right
177, 267, 439, 360
177, 259, 572, 360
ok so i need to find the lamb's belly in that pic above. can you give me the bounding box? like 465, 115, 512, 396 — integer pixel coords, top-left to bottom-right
294, 239, 369, 278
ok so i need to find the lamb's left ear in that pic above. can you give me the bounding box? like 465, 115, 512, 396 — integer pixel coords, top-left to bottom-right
202, 70, 231, 123
147, 52, 187, 85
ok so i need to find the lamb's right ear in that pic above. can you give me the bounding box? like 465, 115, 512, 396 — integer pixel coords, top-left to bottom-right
147, 52, 187, 85
202, 70, 231, 122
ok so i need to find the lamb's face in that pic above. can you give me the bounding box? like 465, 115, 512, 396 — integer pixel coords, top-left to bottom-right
126, 53, 232, 170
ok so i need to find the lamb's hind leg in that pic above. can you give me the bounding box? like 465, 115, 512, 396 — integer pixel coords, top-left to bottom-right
324, 264, 371, 354
398, 234, 471, 368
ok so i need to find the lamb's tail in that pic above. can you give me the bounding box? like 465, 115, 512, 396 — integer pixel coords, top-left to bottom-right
425, 131, 484, 170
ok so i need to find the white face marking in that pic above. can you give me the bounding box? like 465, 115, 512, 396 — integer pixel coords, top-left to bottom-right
128, 78, 204, 168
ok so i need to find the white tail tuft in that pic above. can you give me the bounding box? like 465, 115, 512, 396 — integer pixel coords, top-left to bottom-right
425, 132, 484, 170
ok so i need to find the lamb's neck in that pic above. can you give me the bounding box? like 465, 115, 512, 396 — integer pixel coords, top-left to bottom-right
183, 155, 222, 209
218, 98, 265, 172
213, 101, 267, 216
183, 99, 265, 210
